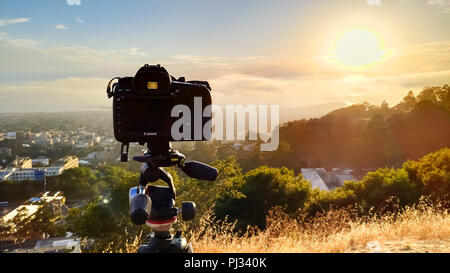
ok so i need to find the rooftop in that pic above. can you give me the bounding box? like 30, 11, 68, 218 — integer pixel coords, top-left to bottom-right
301, 168, 329, 191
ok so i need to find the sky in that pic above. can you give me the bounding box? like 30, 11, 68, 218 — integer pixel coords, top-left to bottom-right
0, 0, 449, 120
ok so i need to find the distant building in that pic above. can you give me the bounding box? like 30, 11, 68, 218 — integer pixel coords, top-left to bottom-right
78, 160, 90, 166
2, 237, 81, 253
301, 168, 357, 191
1, 192, 69, 248
301, 168, 330, 191
9, 168, 46, 182
52, 156, 78, 170
86, 152, 99, 160
11, 169, 37, 182
74, 141, 93, 149
5, 132, 17, 140
32, 237, 81, 253
0, 156, 78, 182
26, 192, 66, 217
32, 157, 50, 167
0, 170, 13, 181
327, 168, 357, 189
1, 204, 40, 224
42, 156, 78, 177
11, 157, 32, 169
45, 166, 64, 176
2, 192, 67, 223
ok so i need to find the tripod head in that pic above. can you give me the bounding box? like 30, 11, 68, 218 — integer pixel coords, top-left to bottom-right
129, 141, 218, 228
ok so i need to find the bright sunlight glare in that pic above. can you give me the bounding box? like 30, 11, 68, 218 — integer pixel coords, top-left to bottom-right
329, 29, 385, 68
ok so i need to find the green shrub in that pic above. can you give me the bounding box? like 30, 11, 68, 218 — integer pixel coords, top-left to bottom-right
403, 148, 450, 198
214, 166, 311, 230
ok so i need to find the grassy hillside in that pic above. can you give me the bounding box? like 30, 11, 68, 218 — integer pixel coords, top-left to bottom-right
185, 199, 449, 253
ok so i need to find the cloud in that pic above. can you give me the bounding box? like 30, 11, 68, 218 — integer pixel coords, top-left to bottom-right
426, 0, 450, 13
0, 77, 108, 113
166, 41, 450, 83
0, 32, 149, 82
54, 24, 69, 30
2, 29, 448, 82
427, 0, 450, 5
210, 70, 450, 108
366, 0, 382, 6
66, 0, 81, 6
76, 17, 84, 24
0, 32, 42, 50
0, 18, 30, 27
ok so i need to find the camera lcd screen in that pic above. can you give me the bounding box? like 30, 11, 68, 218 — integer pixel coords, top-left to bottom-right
122, 98, 173, 137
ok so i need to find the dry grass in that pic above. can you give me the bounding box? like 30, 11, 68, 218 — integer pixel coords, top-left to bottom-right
186, 198, 450, 253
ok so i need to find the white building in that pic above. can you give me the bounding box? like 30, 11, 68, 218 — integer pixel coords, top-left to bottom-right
0, 170, 14, 181
12, 169, 36, 181
11, 168, 46, 182
5, 132, 16, 140
52, 156, 78, 170
46, 166, 64, 176
301, 167, 358, 191
301, 168, 330, 191
11, 157, 33, 169
78, 160, 90, 166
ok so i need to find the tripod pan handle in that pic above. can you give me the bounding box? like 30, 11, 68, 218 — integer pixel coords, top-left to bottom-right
181, 161, 218, 181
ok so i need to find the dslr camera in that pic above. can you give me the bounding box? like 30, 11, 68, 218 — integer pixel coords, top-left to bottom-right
107, 64, 213, 161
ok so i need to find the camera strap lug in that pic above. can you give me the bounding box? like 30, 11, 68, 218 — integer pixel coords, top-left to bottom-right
120, 142, 130, 162
106, 77, 120, 98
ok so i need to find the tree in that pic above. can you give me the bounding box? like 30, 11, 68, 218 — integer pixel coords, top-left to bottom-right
175, 156, 243, 229
417, 86, 439, 104
188, 142, 217, 163
436, 84, 450, 111
66, 199, 117, 239
306, 187, 357, 216
352, 167, 420, 209
395, 91, 417, 112
1, 202, 65, 243
403, 148, 450, 198
47, 167, 99, 200
214, 166, 311, 230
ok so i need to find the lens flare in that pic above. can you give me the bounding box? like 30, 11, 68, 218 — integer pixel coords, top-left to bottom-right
328, 29, 385, 68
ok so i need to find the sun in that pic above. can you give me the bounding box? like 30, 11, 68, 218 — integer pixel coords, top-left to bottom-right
329, 29, 385, 68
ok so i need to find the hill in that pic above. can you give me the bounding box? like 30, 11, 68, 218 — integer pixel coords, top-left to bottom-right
187, 199, 450, 253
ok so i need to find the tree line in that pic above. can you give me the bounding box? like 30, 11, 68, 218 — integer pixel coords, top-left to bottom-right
184, 85, 450, 172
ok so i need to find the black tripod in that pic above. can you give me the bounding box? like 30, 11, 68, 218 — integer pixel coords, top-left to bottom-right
127, 141, 218, 253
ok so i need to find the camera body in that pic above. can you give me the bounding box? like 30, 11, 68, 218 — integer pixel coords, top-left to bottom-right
109, 64, 212, 144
